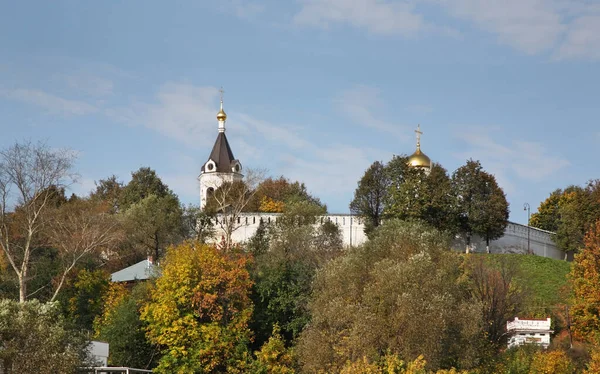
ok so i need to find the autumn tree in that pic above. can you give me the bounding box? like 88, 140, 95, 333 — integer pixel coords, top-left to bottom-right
464, 255, 524, 349
530, 182, 600, 255
451, 160, 509, 252
46, 198, 124, 301
250, 324, 296, 373
95, 282, 160, 369
60, 268, 110, 331
530, 188, 568, 232
297, 220, 483, 372
90, 175, 124, 213
570, 219, 600, 343
141, 242, 253, 373
349, 161, 388, 236
248, 176, 326, 214
0, 141, 76, 302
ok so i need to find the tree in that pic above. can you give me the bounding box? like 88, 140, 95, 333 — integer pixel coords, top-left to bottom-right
90, 175, 124, 213
349, 161, 388, 237
119, 167, 172, 210
530, 189, 566, 232
382, 157, 457, 234
297, 220, 483, 372
45, 198, 124, 301
249, 203, 343, 349
250, 324, 296, 374
95, 282, 160, 369
570, 219, 600, 343
123, 194, 183, 260
0, 299, 90, 373
0, 141, 76, 302
206, 169, 265, 249
452, 160, 509, 252
61, 268, 110, 331
182, 203, 215, 243
464, 255, 524, 349
248, 176, 326, 213
141, 242, 253, 373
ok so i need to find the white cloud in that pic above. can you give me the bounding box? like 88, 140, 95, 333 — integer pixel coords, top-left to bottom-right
437, 0, 565, 54
292, 0, 600, 60
555, 15, 600, 60
335, 85, 410, 139
222, 0, 266, 20
62, 73, 114, 96
0, 88, 98, 116
455, 128, 569, 192
106, 83, 220, 147
294, 0, 425, 36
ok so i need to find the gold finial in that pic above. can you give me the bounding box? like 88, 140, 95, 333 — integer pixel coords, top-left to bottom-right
415, 124, 423, 149
217, 87, 227, 122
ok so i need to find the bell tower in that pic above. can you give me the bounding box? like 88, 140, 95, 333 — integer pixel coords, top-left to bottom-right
198, 88, 243, 209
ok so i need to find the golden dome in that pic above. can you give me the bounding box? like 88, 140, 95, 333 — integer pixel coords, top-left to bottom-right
407, 124, 431, 169
217, 107, 227, 122
408, 147, 431, 168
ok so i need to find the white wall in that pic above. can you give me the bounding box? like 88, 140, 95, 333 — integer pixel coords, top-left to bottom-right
213, 214, 564, 260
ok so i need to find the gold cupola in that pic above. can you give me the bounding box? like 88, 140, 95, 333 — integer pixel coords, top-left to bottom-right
216, 101, 227, 122
407, 124, 432, 169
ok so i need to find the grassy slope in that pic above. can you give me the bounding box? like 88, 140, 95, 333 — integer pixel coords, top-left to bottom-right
488, 254, 572, 311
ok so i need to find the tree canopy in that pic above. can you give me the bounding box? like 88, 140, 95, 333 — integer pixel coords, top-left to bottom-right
141, 242, 253, 373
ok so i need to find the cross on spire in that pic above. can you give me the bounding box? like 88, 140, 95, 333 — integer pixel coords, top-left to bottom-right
415, 124, 423, 148
219, 87, 225, 107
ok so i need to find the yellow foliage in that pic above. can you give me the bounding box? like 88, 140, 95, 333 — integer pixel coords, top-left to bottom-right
93, 282, 128, 337
339, 354, 465, 374
259, 196, 285, 213
254, 324, 295, 373
583, 349, 600, 374
141, 241, 253, 373
529, 350, 574, 374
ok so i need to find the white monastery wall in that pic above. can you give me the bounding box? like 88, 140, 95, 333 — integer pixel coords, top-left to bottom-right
219, 213, 369, 247
215, 214, 564, 260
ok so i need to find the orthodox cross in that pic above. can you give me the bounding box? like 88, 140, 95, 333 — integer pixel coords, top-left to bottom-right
219, 87, 225, 104
415, 124, 423, 148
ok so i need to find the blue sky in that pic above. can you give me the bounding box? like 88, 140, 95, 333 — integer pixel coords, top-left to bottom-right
1, 0, 599, 223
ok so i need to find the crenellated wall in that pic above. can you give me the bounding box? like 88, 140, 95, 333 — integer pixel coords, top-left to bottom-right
214, 214, 564, 260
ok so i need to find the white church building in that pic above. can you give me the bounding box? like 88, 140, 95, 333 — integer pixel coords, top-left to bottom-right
198, 95, 564, 260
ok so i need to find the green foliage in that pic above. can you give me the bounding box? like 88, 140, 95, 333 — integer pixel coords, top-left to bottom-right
119, 167, 174, 210
350, 161, 388, 236
249, 212, 343, 350
0, 299, 89, 373
297, 220, 483, 372
385, 158, 457, 234
452, 160, 509, 248
531, 182, 600, 253
141, 241, 253, 373
95, 282, 159, 369
122, 193, 183, 260
61, 268, 110, 331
